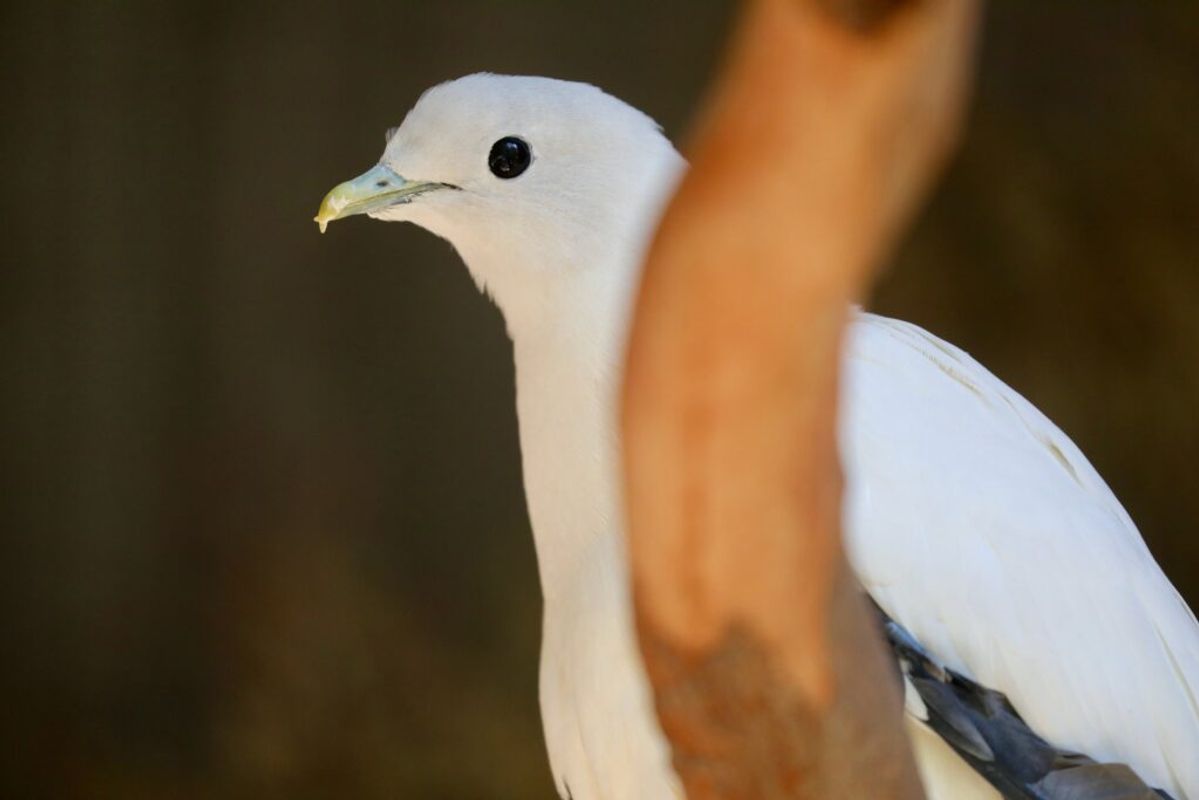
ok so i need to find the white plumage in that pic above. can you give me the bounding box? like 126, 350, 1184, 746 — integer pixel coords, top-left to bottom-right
843, 315, 1199, 798
319, 74, 1199, 799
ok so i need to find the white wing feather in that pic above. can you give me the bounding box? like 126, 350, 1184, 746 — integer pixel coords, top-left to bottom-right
840, 313, 1199, 799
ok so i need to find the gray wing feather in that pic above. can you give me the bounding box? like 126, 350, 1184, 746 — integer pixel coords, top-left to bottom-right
874, 602, 1174, 800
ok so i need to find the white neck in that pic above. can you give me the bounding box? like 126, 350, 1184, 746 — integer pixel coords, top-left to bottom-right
507, 265, 633, 599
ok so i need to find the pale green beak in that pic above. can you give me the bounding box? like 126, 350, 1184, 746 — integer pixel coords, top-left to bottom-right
314, 164, 452, 233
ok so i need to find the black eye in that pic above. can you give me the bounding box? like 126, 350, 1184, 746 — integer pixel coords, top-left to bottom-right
488, 136, 532, 179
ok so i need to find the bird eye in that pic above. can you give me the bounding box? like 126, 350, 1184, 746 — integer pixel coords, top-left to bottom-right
488, 136, 532, 179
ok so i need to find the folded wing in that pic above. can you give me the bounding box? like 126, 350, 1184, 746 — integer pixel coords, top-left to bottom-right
840, 313, 1199, 799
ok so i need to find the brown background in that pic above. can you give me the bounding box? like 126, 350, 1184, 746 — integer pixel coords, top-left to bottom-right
2, 2, 1196, 798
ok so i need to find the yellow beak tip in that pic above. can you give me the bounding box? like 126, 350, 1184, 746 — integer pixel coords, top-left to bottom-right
314, 186, 347, 235
314, 194, 342, 233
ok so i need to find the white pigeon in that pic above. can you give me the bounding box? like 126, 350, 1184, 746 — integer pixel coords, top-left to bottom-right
316, 74, 1199, 800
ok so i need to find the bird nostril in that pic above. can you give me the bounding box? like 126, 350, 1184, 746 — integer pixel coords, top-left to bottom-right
376, 180, 390, 188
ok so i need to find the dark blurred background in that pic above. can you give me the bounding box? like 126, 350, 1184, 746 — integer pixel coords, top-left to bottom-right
1, 1, 1196, 797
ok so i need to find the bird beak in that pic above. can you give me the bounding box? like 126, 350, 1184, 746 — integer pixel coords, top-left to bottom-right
314, 164, 451, 233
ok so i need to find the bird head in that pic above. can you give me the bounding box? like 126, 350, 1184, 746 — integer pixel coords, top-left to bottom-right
316, 74, 685, 330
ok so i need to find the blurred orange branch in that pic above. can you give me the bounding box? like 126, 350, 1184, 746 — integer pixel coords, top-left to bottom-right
621, 0, 980, 796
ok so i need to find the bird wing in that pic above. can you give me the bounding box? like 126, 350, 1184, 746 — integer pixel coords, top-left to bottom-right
839, 312, 1199, 799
